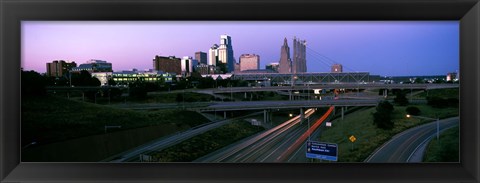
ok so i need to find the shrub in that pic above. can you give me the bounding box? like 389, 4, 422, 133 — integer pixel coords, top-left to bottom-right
394, 91, 409, 106
405, 106, 421, 115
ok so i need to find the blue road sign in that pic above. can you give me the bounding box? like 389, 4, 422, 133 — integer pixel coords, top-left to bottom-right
306, 141, 338, 161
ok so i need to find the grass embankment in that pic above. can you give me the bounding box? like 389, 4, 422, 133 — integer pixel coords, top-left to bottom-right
149, 121, 265, 162
317, 105, 458, 162
22, 96, 210, 161
418, 88, 459, 99
423, 126, 459, 162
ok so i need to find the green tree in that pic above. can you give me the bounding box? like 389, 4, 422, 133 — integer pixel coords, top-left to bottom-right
405, 106, 421, 115
394, 91, 409, 106
108, 78, 116, 86
21, 69, 47, 97
71, 70, 101, 86
372, 100, 394, 130
414, 78, 425, 83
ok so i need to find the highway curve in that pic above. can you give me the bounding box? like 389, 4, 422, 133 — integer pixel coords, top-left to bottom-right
365, 117, 459, 163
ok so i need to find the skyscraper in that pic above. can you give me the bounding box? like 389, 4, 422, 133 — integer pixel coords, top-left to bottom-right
181, 56, 198, 76
239, 54, 260, 71
217, 34, 235, 73
195, 51, 207, 65
208, 44, 219, 66
278, 38, 292, 74
292, 37, 307, 73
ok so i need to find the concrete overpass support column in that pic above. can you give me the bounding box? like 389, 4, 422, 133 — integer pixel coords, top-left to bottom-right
224, 111, 227, 119
269, 110, 273, 125
244, 92, 247, 99
300, 108, 305, 125
264, 109, 267, 124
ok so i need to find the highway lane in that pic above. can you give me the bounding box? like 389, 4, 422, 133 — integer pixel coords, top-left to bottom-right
195, 109, 317, 162
104, 111, 263, 162
365, 117, 459, 163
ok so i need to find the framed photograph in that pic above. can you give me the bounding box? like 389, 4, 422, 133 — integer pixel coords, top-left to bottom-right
1, 0, 479, 182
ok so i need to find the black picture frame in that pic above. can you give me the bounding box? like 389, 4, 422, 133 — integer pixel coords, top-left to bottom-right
1, 0, 479, 182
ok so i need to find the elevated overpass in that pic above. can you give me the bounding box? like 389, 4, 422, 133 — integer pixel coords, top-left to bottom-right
210, 83, 459, 94
231, 72, 378, 84
194, 99, 379, 112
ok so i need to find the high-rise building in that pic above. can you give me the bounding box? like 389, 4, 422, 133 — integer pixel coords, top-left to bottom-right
153, 55, 182, 75
217, 34, 235, 73
266, 62, 279, 72
181, 56, 198, 76
195, 51, 207, 65
278, 38, 292, 74
208, 44, 219, 66
292, 37, 307, 73
239, 54, 260, 71
71, 59, 112, 73
46, 60, 77, 77
331, 64, 343, 73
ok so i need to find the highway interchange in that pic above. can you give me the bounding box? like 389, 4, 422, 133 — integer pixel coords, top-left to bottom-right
104, 83, 458, 163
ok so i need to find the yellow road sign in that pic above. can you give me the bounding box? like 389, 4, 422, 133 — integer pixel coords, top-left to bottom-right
349, 135, 356, 142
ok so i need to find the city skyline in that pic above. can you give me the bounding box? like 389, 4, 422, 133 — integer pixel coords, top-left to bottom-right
22, 21, 459, 76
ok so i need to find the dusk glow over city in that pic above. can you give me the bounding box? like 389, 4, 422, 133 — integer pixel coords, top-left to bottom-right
20, 21, 460, 164
22, 21, 459, 76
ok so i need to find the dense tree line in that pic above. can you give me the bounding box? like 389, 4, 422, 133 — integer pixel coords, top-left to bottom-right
22, 69, 104, 99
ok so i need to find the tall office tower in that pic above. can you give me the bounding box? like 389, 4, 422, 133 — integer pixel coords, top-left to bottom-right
217, 34, 235, 73
278, 38, 292, 74
239, 54, 260, 71
208, 44, 219, 66
266, 62, 280, 72
181, 56, 197, 76
292, 37, 307, 73
46, 60, 77, 77
153, 55, 182, 75
331, 64, 343, 73
195, 51, 207, 65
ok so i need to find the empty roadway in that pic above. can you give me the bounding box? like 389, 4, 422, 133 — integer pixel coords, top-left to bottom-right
365, 117, 459, 163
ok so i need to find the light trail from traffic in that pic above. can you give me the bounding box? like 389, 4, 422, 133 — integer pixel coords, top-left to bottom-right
196, 108, 316, 162
275, 106, 334, 162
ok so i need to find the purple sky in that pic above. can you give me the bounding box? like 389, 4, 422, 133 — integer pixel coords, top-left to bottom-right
22, 21, 459, 76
